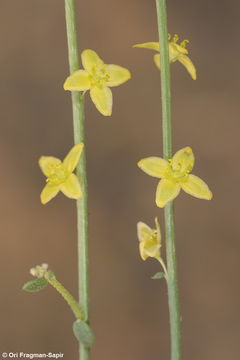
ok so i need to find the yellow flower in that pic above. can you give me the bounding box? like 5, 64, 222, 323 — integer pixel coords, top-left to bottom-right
134, 34, 197, 80
138, 147, 212, 208
39, 143, 84, 204
63, 49, 131, 116
137, 218, 161, 261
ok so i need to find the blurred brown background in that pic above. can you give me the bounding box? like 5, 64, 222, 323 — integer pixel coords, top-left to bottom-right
0, 0, 239, 359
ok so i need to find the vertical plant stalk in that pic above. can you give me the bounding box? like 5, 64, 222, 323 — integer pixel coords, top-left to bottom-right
155, 1, 182, 359
64, 1, 89, 360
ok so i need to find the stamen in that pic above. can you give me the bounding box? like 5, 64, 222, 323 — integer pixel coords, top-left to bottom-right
180, 39, 189, 48
172, 34, 179, 43
89, 65, 110, 87
47, 164, 69, 185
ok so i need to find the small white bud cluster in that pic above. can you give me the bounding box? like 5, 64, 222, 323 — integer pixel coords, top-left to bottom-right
30, 263, 48, 278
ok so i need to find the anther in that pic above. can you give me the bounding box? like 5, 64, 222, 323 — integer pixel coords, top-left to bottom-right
173, 34, 179, 43
180, 39, 189, 48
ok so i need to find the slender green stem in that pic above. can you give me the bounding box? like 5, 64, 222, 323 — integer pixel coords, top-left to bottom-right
155, 1, 182, 359
164, 204, 181, 360
45, 272, 84, 320
64, 1, 89, 359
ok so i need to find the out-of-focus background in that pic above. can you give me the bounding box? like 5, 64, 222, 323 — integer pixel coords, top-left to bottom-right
0, 0, 239, 359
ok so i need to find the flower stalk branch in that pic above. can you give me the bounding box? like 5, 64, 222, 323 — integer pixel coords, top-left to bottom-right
45, 271, 84, 320
23, 265, 84, 320
155, 0, 182, 359
64, 1, 89, 360
157, 257, 169, 280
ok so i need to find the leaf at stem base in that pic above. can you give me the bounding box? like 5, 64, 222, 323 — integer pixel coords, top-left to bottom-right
151, 272, 165, 280
73, 320, 95, 348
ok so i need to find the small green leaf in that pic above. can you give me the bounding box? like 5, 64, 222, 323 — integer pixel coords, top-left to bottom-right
22, 278, 48, 292
151, 272, 165, 280
73, 320, 95, 348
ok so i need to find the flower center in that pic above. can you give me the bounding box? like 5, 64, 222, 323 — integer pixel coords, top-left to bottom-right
150, 230, 158, 242
143, 230, 160, 256
168, 34, 189, 61
89, 64, 110, 88
47, 164, 69, 185
164, 160, 190, 183
171, 169, 189, 182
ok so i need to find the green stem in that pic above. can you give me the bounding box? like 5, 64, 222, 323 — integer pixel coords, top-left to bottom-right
64, 1, 89, 360
46, 272, 84, 320
155, 1, 182, 359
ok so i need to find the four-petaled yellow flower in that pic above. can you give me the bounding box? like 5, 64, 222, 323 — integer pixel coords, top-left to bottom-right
134, 34, 197, 80
138, 147, 212, 208
64, 49, 131, 116
137, 218, 161, 261
39, 143, 84, 204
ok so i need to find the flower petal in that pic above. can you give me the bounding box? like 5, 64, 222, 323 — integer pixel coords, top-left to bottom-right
90, 86, 112, 116
139, 241, 160, 261
139, 242, 148, 260
177, 55, 197, 80
63, 70, 91, 91
137, 222, 153, 242
145, 243, 161, 259
63, 143, 84, 173
171, 147, 194, 174
154, 217, 161, 246
138, 157, 169, 178
60, 174, 82, 199
81, 49, 104, 72
156, 179, 181, 208
39, 157, 61, 177
181, 174, 212, 200
153, 54, 160, 69
169, 43, 188, 61
133, 42, 160, 51
40, 183, 60, 204
105, 65, 131, 87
